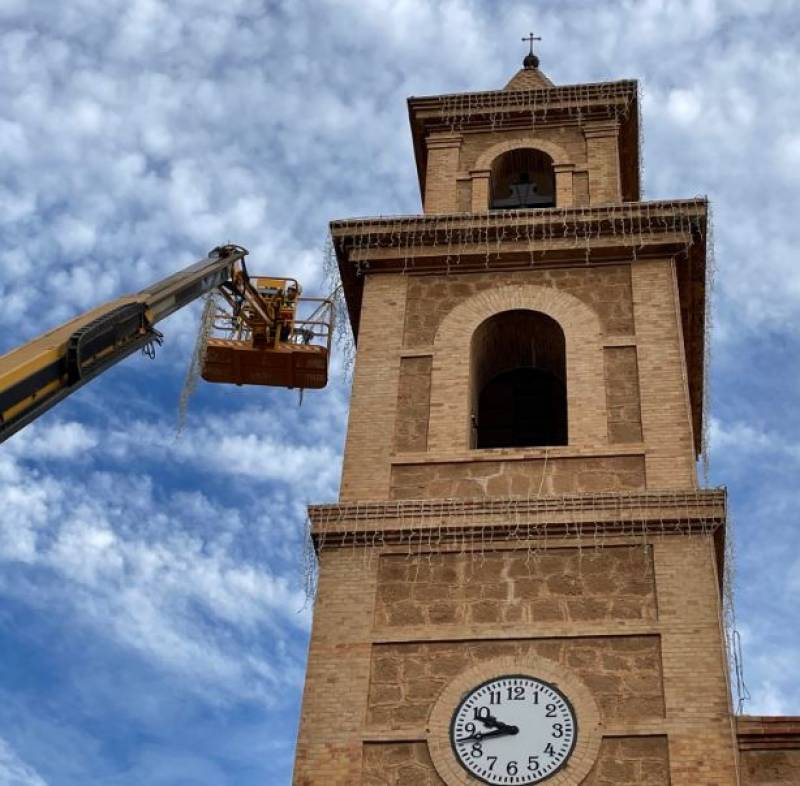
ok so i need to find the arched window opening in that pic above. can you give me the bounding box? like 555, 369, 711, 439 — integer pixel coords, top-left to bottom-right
490, 148, 555, 210
470, 310, 567, 449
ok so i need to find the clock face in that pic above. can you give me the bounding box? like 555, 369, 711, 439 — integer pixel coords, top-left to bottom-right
449, 674, 577, 785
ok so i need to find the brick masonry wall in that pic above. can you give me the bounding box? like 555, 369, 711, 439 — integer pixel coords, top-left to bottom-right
367, 637, 664, 729
425, 139, 462, 213
339, 273, 407, 501
394, 356, 433, 452
574, 171, 590, 206
604, 346, 644, 444
389, 455, 646, 499
403, 267, 634, 349
458, 128, 588, 175
374, 547, 657, 629
631, 260, 697, 489
584, 129, 622, 204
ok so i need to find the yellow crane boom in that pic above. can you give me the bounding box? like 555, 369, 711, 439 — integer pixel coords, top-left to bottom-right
0, 244, 332, 446
0, 244, 247, 445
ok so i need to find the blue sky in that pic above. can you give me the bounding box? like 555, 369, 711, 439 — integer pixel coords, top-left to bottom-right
1, 0, 799, 783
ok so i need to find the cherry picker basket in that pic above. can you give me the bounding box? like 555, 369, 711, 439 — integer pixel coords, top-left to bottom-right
200, 276, 333, 390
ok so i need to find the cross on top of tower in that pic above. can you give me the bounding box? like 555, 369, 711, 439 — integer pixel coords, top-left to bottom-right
522, 32, 542, 69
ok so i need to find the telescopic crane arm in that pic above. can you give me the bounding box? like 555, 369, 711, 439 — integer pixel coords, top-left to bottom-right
0, 244, 333, 447
0, 244, 248, 445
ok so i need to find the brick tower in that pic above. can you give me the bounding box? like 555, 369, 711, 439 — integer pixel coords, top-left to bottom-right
293, 50, 746, 785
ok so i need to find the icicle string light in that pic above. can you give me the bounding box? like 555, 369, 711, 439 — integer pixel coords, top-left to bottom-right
432, 81, 637, 133
176, 292, 220, 435
322, 234, 355, 379
304, 489, 727, 602
702, 201, 717, 485
331, 199, 707, 277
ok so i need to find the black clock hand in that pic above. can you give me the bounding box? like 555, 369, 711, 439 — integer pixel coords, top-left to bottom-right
456, 726, 519, 743
481, 718, 517, 734
477, 713, 518, 734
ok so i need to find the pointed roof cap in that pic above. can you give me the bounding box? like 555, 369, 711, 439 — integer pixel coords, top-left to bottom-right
504, 65, 554, 91
504, 45, 554, 90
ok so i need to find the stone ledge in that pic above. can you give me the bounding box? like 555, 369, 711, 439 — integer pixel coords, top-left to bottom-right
391, 445, 646, 465
738, 716, 800, 750
309, 490, 728, 580
372, 621, 660, 644
310, 489, 726, 536
408, 79, 637, 116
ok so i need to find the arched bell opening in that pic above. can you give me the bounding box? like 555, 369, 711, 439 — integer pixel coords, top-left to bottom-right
470, 309, 567, 449
489, 148, 556, 210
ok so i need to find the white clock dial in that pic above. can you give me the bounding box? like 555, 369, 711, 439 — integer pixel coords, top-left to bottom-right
449, 674, 577, 785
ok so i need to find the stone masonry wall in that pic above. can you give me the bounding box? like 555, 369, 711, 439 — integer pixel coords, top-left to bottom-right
604, 346, 644, 444
367, 637, 664, 729
740, 750, 800, 784
390, 455, 645, 499
403, 267, 634, 348
363, 743, 444, 786
394, 356, 433, 452
362, 736, 669, 786
583, 737, 670, 785
374, 547, 657, 628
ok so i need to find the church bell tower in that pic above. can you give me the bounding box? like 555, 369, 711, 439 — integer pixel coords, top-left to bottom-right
293, 43, 740, 786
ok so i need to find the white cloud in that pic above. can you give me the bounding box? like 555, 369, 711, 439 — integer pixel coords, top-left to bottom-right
1, 404, 338, 707
666, 88, 702, 126
1, 0, 800, 779
7, 421, 98, 461
0, 739, 48, 786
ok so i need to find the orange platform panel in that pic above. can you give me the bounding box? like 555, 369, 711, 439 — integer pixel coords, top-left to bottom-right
201, 339, 328, 389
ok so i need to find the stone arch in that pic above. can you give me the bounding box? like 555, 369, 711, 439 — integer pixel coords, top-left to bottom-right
470, 137, 575, 211
471, 310, 567, 448
428, 284, 606, 452
474, 136, 572, 171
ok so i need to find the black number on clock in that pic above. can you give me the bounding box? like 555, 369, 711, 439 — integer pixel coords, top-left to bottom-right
507, 760, 518, 775
552, 722, 564, 738
544, 742, 556, 757
489, 690, 501, 704
487, 755, 497, 771
528, 755, 540, 771
474, 706, 490, 721
471, 742, 482, 758
545, 703, 557, 717
506, 685, 525, 700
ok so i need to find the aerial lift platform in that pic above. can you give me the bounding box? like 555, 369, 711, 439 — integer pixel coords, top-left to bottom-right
0, 244, 333, 445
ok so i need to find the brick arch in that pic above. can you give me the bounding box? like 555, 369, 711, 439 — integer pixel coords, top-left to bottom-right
474, 136, 572, 171
428, 284, 606, 452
